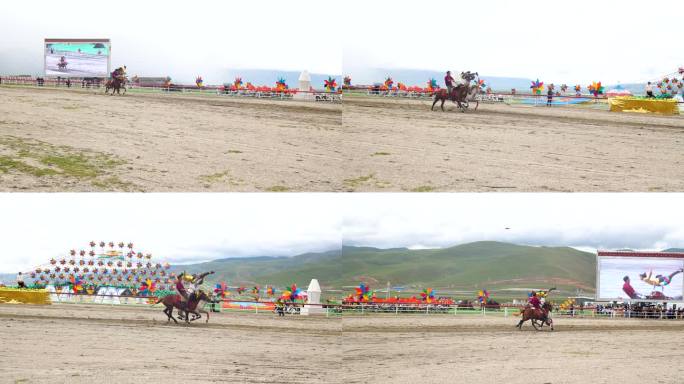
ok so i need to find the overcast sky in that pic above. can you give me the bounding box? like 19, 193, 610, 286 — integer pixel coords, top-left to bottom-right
0, 194, 342, 273
3, 0, 678, 85
341, 194, 684, 253
1, 194, 682, 273
343, 0, 682, 85
0, 0, 341, 83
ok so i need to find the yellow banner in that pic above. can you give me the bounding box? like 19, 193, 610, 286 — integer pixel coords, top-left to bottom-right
0, 288, 51, 305
609, 97, 680, 115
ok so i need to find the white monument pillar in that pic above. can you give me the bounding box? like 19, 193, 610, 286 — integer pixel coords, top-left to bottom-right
300, 278, 323, 315
294, 70, 314, 101
298, 70, 311, 91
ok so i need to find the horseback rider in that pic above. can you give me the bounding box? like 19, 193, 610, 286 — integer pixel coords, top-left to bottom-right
176, 273, 190, 305
111, 66, 127, 82
444, 71, 457, 96
176, 271, 214, 302
528, 291, 542, 311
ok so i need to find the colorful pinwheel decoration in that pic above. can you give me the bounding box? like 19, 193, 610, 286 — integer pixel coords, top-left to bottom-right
266, 286, 275, 296
476, 79, 486, 90
195, 76, 204, 88
343, 76, 352, 87
397, 82, 407, 91
290, 284, 302, 299
477, 289, 489, 304
251, 286, 260, 295
530, 79, 544, 95
560, 84, 568, 93
421, 288, 435, 303
275, 77, 288, 91
355, 283, 371, 302
324, 76, 337, 92
426, 78, 439, 92
587, 81, 604, 97
69, 275, 84, 293
214, 282, 227, 298
234, 77, 243, 89
138, 279, 156, 296
237, 286, 246, 295
384, 77, 394, 90
280, 284, 301, 301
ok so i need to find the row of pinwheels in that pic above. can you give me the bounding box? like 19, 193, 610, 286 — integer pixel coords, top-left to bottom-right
216, 76, 340, 92
213, 283, 305, 301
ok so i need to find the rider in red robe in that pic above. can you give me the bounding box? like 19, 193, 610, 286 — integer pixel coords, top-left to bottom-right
528, 292, 541, 310
444, 71, 456, 95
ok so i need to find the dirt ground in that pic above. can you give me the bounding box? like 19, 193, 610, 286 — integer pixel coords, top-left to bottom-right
0, 87, 341, 192
0, 304, 341, 383
2, 304, 684, 383
342, 97, 684, 191
3, 87, 683, 192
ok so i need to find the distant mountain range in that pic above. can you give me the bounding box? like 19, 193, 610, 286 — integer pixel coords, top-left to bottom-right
349, 68, 533, 91
348, 68, 649, 95
5, 242, 684, 294
165, 241, 599, 292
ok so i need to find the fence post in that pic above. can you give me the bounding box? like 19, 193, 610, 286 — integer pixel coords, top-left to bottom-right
504, 307, 508, 317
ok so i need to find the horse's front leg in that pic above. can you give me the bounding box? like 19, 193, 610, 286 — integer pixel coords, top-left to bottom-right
440, 99, 445, 112
431, 98, 438, 111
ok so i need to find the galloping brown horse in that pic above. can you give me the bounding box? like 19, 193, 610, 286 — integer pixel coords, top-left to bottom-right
431, 71, 478, 112
516, 301, 554, 331
105, 77, 127, 95
156, 290, 212, 324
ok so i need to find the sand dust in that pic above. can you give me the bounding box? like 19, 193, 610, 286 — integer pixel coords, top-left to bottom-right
0, 87, 342, 192
342, 97, 684, 191
2, 304, 684, 383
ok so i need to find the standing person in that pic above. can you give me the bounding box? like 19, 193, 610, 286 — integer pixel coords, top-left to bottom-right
444, 71, 456, 96
276, 298, 285, 317
16, 272, 26, 288
645, 82, 655, 98
547, 87, 554, 106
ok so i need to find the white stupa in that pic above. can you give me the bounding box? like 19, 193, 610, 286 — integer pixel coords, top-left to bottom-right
300, 278, 324, 315
298, 70, 311, 91
294, 70, 315, 100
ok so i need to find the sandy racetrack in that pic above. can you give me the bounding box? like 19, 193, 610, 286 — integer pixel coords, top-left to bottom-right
342, 97, 684, 191
0, 87, 341, 192
2, 304, 684, 383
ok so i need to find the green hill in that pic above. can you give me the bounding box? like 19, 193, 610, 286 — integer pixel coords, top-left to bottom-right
336, 242, 596, 292
2, 242, 606, 297
170, 241, 596, 294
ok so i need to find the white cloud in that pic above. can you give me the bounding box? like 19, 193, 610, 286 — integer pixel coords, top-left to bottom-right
1, 193, 682, 273
341, 193, 684, 251
343, 0, 681, 84
0, 0, 341, 83
0, 194, 342, 273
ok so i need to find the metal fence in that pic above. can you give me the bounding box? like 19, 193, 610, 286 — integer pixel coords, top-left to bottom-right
0, 76, 342, 103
